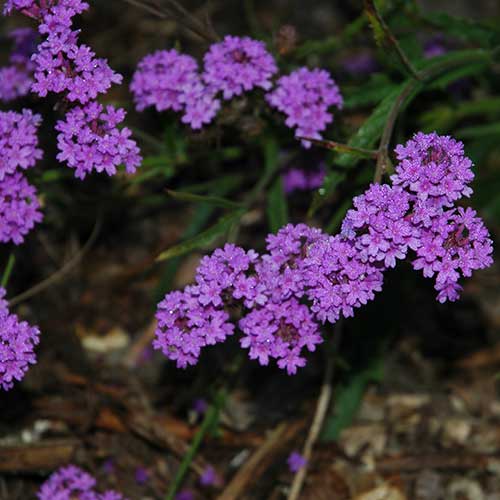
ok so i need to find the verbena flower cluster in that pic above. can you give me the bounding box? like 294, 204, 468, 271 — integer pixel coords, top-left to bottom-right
0, 27, 37, 102
283, 164, 326, 194
266, 67, 343, 147
0, 287, 40, 391
37, 465, 128, 500
0, 109, 43, 244
4, 0, 142, 178
154, 132, 493, 374
131, 36, 341, 145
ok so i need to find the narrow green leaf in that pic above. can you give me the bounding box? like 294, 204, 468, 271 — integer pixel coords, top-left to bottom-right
422, 12, 497, 47
321, 359, 383, 441
166, 189, 243, 209
267, 178, 288, 233
456, 122, 500, 139
156, 210, 245, 262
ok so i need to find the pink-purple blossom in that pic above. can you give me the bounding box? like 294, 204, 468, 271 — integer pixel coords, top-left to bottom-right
0, 28, 37, 101
37, 465, 128, 500
282, 165, 326, 194
266, 67, 343, 147
153, 132, 493, 375
203, 35, 278, 99
0, 287, 40, 390
55, 103, 141, 179
0, 109, 43, 180
287, 451, 307, 473
0, 172, 43, 244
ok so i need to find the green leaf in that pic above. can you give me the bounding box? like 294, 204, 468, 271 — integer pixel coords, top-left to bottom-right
422, 12, 497, 47
456, 122, 500, 139
321, 362, 381, 441
343, 74, 399, 109
267, 178, 288, 233
166, 189, 243, 210
156, 209, 245, 262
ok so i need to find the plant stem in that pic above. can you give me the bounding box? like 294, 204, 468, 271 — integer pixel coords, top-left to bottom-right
364, 0, 421, 80
374, 49, 493, 183
165, 388, 226, 500
298, 137, 379, 158
1, 253, 16, 289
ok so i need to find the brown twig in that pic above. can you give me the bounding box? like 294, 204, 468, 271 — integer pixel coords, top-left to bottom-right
8, 217, 101, 307
287, 324, 343, 500
298, 136, 379, 158
122, 0, 219, 42
217, 420, 306, 500
364, 0, 420, 80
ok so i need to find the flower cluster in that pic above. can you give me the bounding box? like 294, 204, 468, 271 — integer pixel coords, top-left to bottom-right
154, 132, 493, 374
4, 0, 142, 177
0, 109, 43, 244
0, 109, 43, 179
55, 103, 141, 179
266, 68, 343, 147
282, 164, 326, 194
130, 49, 220, 130
203, 35, 277, 99
0, 27, 37, 102
37, 465, 128, 500
0, 287, 40, 391
131, 36, 341, 146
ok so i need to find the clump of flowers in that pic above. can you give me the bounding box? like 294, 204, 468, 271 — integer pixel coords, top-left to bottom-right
0, 27, 37, 102
0, 109, 43, 180
0, 172, 43, 244
37, 465, 128, 500
4, 0, 142, 178
154, 132, 493, 374
130, 49, 199, 112
0, 287, 40, 391
266, 67, 343, 147
202, 35, 278, 99
130, 49, 221, 130
55, 103, 141, 179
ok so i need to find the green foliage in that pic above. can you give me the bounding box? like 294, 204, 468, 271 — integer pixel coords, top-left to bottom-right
156, 209, 246, 262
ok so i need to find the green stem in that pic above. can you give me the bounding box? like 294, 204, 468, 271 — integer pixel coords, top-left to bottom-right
374, 48, 494, 182
1, 253, 16, 289
165, 389, 226, 500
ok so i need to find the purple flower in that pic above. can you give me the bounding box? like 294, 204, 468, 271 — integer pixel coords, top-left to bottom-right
55, 102, 141, 179
200, 465, 221, 487
131, 49, 220, 129
411, 207, 493, 303
37, 465, 128, 500
392, 132, 474, 207
282, 164, 326, 194
153, 286, 234, 369
203, 35, 277, 99
0, 28, 37, 102
342, 51, 378, 75
0, 109, 43, 180
0, 287, 40, 391
131, 49, 199, 112
287, 451, 307, 473
175, 490, 194, 500
239, 298, 322, 375
0, 172, 43, 244
266, 67, 343, 147
192, 398, 208, 415
134, 467, 149, 485
341, 184, 419, 268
